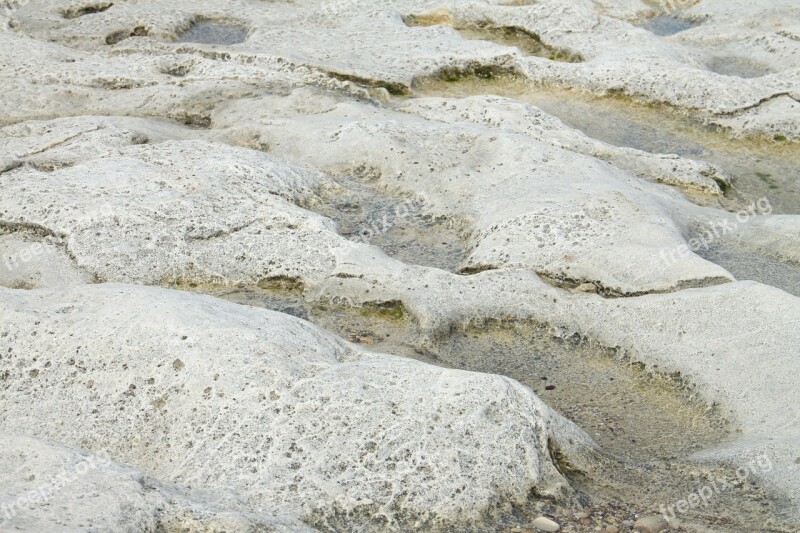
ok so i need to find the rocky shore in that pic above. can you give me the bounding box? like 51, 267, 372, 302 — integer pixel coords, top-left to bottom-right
1, 0, 799, 531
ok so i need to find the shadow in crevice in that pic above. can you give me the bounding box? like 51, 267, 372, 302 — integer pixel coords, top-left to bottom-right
638, 14, 698, 36
62, 2, 113, 19
404, 13, 583, 63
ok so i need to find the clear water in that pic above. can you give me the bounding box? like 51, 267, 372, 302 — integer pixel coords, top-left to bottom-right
310, 174, 468, 272
698, 247, 800, 297
707, 56, 773, 79
175, 21, 248, 45
413, 77, 800, 296
414, 77, 800, 215
640, 14, 697, 36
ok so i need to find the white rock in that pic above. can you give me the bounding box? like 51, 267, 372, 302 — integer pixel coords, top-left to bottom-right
215, 91, 734, 295
0, 131, 340, 287
532, 515, 561, 531
2, 110, 735, 296
2, 0, 798, 138
1, 1, 799, 526
399, 94, 732, 196
0, 234, 93, 289
633, 515, 668, 533
0, 283, 595, 528
0, 434, 315, 532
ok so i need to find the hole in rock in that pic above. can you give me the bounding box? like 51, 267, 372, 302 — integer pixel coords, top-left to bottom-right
310, 173, 468, 272
256, 275, 305, 293
171, 112, 212, 129
430, 63, 518, 83
27, 161, 75, 172
62, 2, 112, 19
175, 19, 249, 45
404, 15, 582, 62
105, 25, 148, 45
638, 14, 697, 36
706, 56, 773, 79
326, 72, 409, 96
426, 323, 793, 530
161, 64, 192, 77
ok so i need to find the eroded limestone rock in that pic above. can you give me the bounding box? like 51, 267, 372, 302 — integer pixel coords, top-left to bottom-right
0, 284, 596, 529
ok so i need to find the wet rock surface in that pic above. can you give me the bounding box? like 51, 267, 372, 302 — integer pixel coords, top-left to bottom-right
1, 0, 799, 531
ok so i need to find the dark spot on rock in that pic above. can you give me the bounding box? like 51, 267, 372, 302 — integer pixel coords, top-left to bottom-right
62, 2, 113, 19
105, 25, 149, 45
257, 275, 305, 293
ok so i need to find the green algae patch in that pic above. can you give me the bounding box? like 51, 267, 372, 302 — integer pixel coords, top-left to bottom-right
358, 300, 407, 320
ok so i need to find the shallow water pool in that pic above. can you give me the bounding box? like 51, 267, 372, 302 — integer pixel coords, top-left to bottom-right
414, 77, 800, 215
175, 21, 248, 45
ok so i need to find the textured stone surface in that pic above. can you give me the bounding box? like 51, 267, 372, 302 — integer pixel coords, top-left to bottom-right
2, 0, 800, 529
212, 91, 735, 296
0, 234, 93, 289
1, 0, 799, 138
398, 95, 733, 196
0, 434, 315, 532
0, 122, 339, 287
0, 284, 594, 529
1, 110, 735, 296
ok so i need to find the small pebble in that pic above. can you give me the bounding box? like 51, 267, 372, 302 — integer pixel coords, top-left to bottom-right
574, 511, 589, 519
368, 87, 391, 103
574, 282, 598, 293
532, 516, 560, 532
634, 515, 668, 533
603, 526, 619, 533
